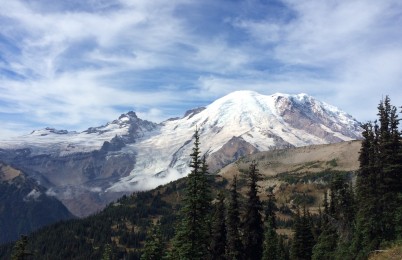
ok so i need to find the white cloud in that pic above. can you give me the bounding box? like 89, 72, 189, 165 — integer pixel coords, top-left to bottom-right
24, 189, 42, 201
0, 0, 401, 137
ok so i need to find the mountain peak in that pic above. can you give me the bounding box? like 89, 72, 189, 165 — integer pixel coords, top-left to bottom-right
183, 107, 206, 119
118, 111, 138, 120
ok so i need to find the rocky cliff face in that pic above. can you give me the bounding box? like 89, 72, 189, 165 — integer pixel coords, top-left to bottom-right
0, 91, 362, 217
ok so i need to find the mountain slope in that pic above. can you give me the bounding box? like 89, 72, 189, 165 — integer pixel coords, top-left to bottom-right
221, 140, 361, 178
108, 91, 361, 192
0, 141, 360, 258
0, 91, 362, 216
0, 163, 75, 244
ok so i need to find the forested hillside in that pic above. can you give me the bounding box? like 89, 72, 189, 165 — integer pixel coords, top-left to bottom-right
0, 163, 74, 244
1, 96, 401, 260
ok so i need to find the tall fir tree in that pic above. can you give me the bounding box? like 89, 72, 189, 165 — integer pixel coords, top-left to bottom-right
352, 122, 381, 258
171, 129, 212, 259
264, 193, 277, 229
141, 222, 165, 260
225, 175, 244, 260
262, 193, 278, 260
291, 206, 314, 260
210, 192, 227, 260
242, 161, 264, 260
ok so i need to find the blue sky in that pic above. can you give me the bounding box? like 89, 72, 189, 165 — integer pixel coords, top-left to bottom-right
1, 0, 402, 138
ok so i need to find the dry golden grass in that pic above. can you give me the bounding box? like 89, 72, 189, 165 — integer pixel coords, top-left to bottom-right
368, 244, 402, 260
0, 163, 22, 181
220, 140, 361, 179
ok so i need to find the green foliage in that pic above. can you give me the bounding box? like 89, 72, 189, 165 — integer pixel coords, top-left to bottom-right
352, 96, 402, 258
277, 170, 348, 185
262, 194, 279, 260
291, 207, 314, 260
242, 161, 264, 260
262, 223, 278, 260
171, 129, 212, 259
101, 243, 112, 260
141, 222, 165, 260
225, 175, 243, 260
11, 235, 32, 260
209, 192, 227, 260
290, 193, 315, 206
326, 159, 338, 167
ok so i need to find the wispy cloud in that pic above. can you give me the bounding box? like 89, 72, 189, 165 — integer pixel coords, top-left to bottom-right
0, 0, 401, 138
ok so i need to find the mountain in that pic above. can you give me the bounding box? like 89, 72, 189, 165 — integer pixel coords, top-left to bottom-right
0, 91, 362, 217
0, 162, 74, 244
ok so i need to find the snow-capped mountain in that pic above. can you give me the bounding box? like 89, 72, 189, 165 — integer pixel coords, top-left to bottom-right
0, 91, 362, 216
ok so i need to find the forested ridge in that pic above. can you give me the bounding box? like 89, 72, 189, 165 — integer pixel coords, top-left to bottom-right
2, 96, 402, 259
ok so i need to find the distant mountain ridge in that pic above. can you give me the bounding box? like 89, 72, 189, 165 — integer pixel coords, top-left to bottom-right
0, 91, 362, 216
0, 162, 74, 244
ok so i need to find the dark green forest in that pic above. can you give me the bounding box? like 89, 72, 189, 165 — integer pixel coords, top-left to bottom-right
2, 96, 402, 259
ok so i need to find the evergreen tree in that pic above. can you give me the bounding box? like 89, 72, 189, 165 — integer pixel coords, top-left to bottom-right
312, 191, 337, 260
291, 207, 314, 260
210, 192, 227, 260
277, 235, 290, 260
171, 129, 212, 259
225, 175, 243, 260
352, 122, 381, 258
352, 96, 402, 258
311, 223, 337, 260
141, 222, 165, 260
242, 161, 263, 260
262, 223, 278, 260
329, 174, 354, 238
102, 243, 112, 260
262, 193, 278, 260
264, 193, 277, 229
11, 235, 32, 260
378, 97, 402, 241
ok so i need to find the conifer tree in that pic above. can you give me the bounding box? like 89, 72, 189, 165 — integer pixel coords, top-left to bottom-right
352, 96, 402, 257
226, 175, 243, 260
11, 235, 32, 260
291, 207, 314, 260
102, 244, 112, 260
352, 122, 381, 257
262, 223, 278, 260
210, 192, 227, 260
141, 222, 165, 260
264, 193, 277, 229
277, 235, 290, 260
312, 191, 337, 260
378, 97, 402, 241
171, 129, 212, 259
311, 222, 337, 260
262, 193, 278, 260
242, 161, 263, 260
